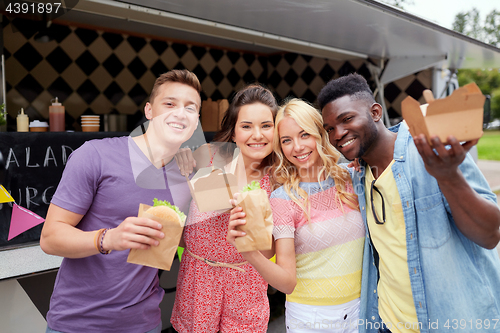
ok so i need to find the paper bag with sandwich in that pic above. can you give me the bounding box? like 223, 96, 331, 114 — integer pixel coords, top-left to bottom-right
233, 181, 273, 252
127, 199, 186, 271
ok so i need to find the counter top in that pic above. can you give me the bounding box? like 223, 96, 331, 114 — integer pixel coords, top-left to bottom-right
0, 244, 62, 280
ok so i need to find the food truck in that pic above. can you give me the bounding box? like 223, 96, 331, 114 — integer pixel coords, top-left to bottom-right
1, 0, 500, 331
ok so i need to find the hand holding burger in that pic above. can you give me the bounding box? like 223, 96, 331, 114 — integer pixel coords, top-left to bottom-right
127, 199, 187, 270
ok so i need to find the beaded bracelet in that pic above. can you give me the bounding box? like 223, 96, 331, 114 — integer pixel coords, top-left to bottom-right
94, 228, 105, 253
98, 228, 112, 255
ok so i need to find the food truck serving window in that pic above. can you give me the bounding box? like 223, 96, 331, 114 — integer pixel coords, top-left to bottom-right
0, 132, 125, 250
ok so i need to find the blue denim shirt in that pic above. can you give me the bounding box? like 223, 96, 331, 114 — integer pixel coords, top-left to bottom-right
354, 123, 500, 333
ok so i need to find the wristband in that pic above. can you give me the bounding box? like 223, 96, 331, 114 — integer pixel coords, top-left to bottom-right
99, 228, 112, 255
94, 228, 105, 253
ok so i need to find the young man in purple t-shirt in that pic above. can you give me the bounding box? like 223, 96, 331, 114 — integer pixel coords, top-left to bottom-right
40, 70, 202, 333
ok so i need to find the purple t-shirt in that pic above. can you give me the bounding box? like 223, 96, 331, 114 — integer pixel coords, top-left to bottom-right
47, 136, 191, 333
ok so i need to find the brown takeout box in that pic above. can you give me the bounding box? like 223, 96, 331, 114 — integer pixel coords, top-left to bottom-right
401, 82, 485, 143
187, 147, 242, 212
127, 203, 185, 271
201, 98, 219, 132
201, 98, 229, 132
234, 189, 273, 252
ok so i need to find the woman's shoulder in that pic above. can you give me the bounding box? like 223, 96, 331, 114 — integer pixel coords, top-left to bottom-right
270, 185, 291, 200
259, 173, 271, 186
336, 162, 354, 177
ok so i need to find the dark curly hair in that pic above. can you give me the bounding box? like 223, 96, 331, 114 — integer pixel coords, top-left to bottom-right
317, 73, 375, 110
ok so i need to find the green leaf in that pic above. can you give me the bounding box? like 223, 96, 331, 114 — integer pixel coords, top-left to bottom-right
241, 180, 261, 192
152, 198, 186, 221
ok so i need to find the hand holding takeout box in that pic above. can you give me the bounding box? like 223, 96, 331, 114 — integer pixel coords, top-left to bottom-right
187, 145, 246, 212
402, 82, 485, 143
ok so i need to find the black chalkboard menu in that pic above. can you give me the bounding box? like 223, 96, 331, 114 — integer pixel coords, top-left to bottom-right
0, 132, 127, 250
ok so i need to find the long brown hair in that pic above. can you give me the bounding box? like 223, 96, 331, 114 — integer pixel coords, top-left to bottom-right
213, 84, 278, 169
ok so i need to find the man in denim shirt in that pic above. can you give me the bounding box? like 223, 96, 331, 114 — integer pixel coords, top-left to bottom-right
318, 73, 500, 333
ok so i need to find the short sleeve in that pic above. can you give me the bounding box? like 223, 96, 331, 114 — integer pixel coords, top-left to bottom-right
270, 188, 296, 240
51, 141, 101, 215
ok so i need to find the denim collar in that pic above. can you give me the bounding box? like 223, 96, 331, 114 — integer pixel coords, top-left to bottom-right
391, 122, 408, 162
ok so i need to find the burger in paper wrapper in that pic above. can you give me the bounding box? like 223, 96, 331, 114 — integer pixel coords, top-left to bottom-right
127, 199, 186, 270
234, 181, 273, 252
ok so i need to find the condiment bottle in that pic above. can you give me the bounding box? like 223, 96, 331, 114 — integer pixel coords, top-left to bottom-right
17, 108, 29, 132
49, 97, 65, 132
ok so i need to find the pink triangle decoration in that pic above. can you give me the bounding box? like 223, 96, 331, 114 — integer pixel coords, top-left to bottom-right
8, 204, 45, 241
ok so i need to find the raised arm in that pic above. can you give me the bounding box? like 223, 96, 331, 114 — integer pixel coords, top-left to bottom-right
40, 203, 165, 258
174, 147, 197, 176
227, 206, 297, 294
414, 135, 500, 249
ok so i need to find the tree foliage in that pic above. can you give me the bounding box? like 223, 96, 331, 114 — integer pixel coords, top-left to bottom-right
453, 8, 500, 120
457, 69, 500, 120
452, 8, 500, 47
484, 10, 500, 47
453, 8, 483, 41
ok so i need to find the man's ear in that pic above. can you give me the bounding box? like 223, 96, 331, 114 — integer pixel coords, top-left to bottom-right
144, 102, 152, 120
370, 103, 383, 122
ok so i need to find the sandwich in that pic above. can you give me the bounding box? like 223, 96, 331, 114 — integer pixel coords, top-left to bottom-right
234, 180, 273, 252
127, 198, 186, 270
147, 198, 186, 223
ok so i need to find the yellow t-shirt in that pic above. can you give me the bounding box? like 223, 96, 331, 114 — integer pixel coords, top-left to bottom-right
365, 161, 420, 333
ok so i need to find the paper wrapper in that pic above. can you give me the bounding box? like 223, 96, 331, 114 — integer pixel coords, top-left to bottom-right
234, 189, 273, 252
188, 146, 244, 212
127, 204, 184, 271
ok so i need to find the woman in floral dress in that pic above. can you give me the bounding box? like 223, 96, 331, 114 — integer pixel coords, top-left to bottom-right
171, 84, 278, 333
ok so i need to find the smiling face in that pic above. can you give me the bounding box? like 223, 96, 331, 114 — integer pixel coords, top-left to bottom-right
322, 95, 379, 161
278, 116, 321, 182
232, 102, 274, 169
144, 81, 200, 146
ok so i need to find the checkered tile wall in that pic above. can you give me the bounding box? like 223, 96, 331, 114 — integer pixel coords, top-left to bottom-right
3, 16, 431, 131
384, 70, 433, 119
265, 53, 375, 104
